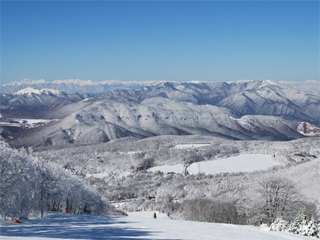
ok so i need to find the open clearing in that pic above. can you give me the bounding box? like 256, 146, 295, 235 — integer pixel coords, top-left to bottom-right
148, 154, 279, 175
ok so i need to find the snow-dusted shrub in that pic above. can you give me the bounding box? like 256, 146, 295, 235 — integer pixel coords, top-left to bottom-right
269, 214, 320, 238
269, 217, 289, 232
287, 214, 320, 238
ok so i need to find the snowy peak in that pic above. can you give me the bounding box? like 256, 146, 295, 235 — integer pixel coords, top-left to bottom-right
14, 87, 64, 96
1, 87, 84, 110
260, 79, 279, 87
227, 79, 280, 93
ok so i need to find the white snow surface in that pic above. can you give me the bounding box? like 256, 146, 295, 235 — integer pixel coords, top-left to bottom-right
149, 154, 279, 175
14, 87, 62, 96
188, 154, 277, 175
0, 211, 312, 240
173, 143, 211, 149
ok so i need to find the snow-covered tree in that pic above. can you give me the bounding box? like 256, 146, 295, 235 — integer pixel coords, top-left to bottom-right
236, 176, 303, 226
270, 213, 320, 238
0, 140, 38, 219
269, 216, 289, 232
0, 138, 107, 219
287, 214, 320, 238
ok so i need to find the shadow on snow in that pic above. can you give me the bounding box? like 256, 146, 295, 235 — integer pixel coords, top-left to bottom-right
0, 212, 175, 240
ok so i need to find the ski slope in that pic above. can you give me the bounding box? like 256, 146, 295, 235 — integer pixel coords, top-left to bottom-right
0, 211, 312, 240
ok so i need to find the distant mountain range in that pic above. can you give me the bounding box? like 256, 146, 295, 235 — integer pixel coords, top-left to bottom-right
1, 79, 152, 94
1, 79, 319, 148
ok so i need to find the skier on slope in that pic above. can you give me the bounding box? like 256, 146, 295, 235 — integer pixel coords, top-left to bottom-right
153, 212, 157, 219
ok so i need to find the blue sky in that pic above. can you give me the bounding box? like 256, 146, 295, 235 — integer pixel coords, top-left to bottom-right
1, 1, 319, 84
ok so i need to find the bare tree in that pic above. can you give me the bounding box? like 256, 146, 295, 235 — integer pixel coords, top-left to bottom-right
182, 198, 239, 224
257, 176, 300, 225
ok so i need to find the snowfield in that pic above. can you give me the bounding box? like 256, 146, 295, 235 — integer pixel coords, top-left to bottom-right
188, 154, 278, 175
0, 212, 313, 240
173, 143, 211, 149
148, 154, 279, 175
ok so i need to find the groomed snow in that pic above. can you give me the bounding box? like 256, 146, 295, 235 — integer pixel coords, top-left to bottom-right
148, 154, 279, 175
0, 211, 312, 240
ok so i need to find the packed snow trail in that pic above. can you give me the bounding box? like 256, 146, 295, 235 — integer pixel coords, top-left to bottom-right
0, 211, 313, 240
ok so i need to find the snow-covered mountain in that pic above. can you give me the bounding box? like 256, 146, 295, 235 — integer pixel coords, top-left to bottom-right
6, 98, 305, 148
1, 79, 319, 147
2, 79, 319, 122
1, 79, 153, 94
0, 87, 84, 110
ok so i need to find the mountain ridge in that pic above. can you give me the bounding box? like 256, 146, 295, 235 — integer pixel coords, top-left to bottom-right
1, 79, 319, 148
